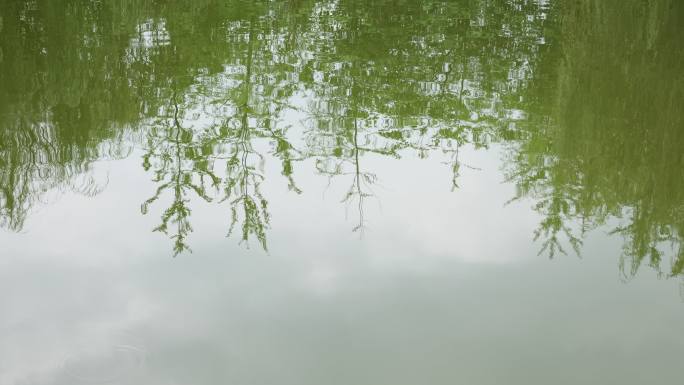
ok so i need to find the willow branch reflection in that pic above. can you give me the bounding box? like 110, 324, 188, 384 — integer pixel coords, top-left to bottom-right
140, 8, 307, 253
504, 0, 684, 277
1, 0, 682, 284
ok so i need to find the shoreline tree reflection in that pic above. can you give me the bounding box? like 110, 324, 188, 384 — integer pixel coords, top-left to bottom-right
1, 0, 682, 282
504, 0, 684, 277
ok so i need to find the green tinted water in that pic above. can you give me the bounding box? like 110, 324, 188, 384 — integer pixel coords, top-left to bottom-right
1, 0, 683, 384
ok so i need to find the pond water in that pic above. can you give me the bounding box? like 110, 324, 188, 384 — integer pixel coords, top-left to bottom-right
1, 0, 683, 384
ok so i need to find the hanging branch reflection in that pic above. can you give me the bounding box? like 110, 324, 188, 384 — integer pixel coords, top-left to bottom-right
142, 86, 221, 255
3, 0, 682, 285
504, 0, 684, 276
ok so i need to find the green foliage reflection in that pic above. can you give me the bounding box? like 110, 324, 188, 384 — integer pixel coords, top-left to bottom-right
0, 0, 682, 280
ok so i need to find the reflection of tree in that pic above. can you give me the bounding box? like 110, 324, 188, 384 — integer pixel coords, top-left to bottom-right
219, 20, 272, 250
506, 0, 684, 276
142, 87, 219, 255
221, 111, 271, 250
140, 6, 308, 252
299, 0, 547, 230
0, 0, 154, 231
3, 0, 682, 285
309, 91, 377, 234
0, 0, 550, 250
134, 0, 551, 247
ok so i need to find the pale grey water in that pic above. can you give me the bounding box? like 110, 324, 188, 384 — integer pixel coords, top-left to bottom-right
2, 145, 683, 384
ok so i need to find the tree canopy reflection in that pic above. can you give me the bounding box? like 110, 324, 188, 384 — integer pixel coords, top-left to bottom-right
0, 0, 682, 279
504, 0, 684, 277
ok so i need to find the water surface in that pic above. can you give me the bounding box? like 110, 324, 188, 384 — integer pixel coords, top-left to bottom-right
1, 0, 683, 384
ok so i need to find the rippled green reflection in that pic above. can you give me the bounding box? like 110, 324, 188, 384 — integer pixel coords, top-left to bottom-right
1, 0, 682, 277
